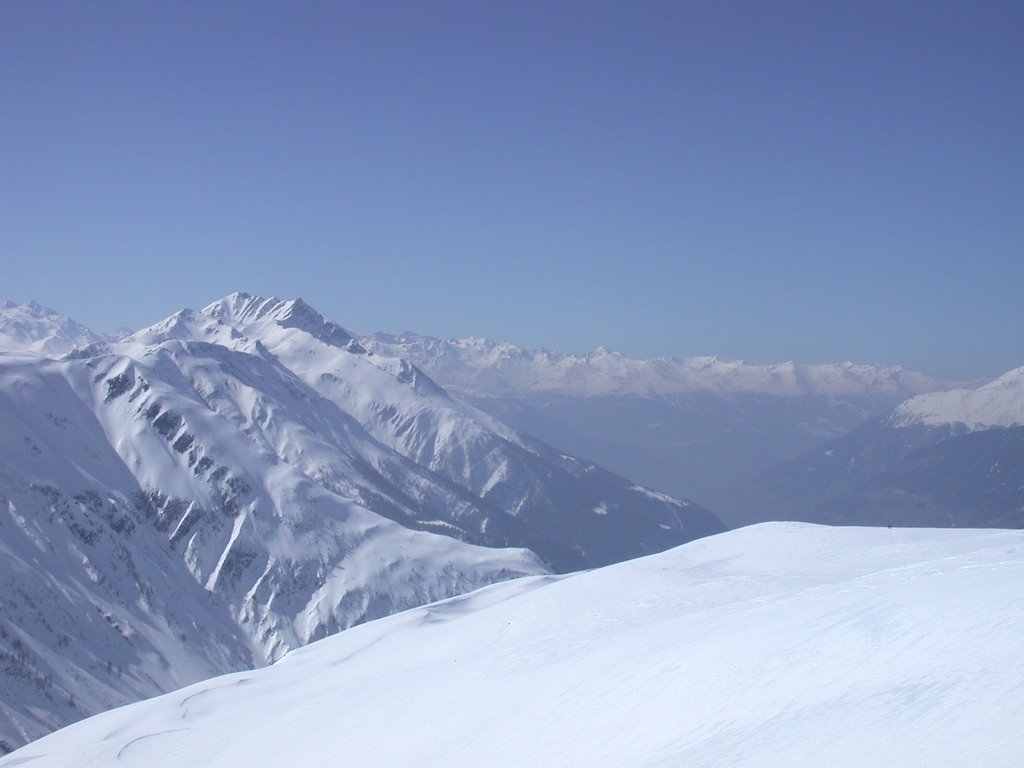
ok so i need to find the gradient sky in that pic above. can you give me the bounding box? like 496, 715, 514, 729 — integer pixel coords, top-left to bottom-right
1, 1, 1021, 379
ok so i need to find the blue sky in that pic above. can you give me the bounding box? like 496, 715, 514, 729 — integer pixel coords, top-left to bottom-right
1, 1, 1021, 379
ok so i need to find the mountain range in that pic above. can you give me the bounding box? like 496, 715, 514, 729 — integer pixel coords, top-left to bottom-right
0, 295, 722, 750
741, 367, 1024, 528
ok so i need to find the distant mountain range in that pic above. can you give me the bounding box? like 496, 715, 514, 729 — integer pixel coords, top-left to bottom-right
0, 295, 721, 750
739, 368, 1024, 528
363, 332, 957, 517
363, 332, 947, 399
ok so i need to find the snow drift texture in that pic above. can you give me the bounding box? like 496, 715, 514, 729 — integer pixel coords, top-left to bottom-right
6, 523, 1022, 768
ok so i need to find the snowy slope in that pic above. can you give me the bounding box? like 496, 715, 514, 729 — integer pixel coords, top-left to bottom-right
7, 523, 1023, 768
893, 365, 1024, 429
0, 355, 256, 752
364, 332, 946, 399
0, 300, 112, 357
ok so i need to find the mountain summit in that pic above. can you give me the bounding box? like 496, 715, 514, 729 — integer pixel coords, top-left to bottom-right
0, 299, 110, 357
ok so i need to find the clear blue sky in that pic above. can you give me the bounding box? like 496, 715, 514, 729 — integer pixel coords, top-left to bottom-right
2, 1, 1021, 379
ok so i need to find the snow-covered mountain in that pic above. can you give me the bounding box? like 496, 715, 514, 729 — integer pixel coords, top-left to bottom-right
7, 522, 1022, 768
121, 294, 722, 571
742, 365, 1024, 528
364, 332, 952, 519
0, 295, 721, 750
893, 365, 1024, 429
0, 299, 116, 357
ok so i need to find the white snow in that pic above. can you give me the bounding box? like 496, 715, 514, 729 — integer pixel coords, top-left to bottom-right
6, 522, 1023, 768
893, 365, 1024, 429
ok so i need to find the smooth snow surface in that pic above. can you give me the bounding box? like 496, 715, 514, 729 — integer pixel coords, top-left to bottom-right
894, 366, 1024, 429
7, 523, 1023, 768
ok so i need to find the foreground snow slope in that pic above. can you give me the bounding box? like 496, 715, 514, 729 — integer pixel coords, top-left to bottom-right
8, 523, 1022, 768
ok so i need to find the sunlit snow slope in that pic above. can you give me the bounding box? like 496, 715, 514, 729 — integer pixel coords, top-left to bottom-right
6, 523, 1022, 768
0, 352, 544, 750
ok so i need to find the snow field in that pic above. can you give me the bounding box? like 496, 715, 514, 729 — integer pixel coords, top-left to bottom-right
7, 523, 1023, 767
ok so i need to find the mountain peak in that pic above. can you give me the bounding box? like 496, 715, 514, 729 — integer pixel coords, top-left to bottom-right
203, 293, 286, 323
0, 299, 105, 357
893, 364, 1024, 430
195, 294, 355, 348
